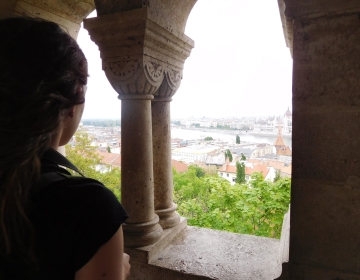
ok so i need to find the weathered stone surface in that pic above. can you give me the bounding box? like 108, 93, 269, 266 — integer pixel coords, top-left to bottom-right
0, 0, 95, 38
94, 0, 197, 37
291, 179, 360, 272
0, 0, 18, 19
84, 8, 193, 97
291, 13, 360, 179
279, 1, 360, 279
149, 226, 281, 280
293, 108, 360, 182
152, 98, 180, 229
277, 0, 293, 55
121, 95, 163, 247
288, 263, 360, 280
292, 13, 360, 108
84, 2, 195, 248
284, 0, 360, 19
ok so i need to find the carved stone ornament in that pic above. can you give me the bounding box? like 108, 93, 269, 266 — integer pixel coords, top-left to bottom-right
144, 59, 165, 86
166, 68, 182, 90
104, 55, 173, 96
155, 65, 183, 98
103, 55, 142, 82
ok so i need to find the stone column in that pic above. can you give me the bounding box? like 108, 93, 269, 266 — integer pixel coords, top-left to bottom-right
84, 6, 194, 246
152, 97, 180, 229
120, 94, 163, 247
277, 0, 360, 279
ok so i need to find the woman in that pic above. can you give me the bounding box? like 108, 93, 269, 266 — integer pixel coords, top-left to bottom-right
0, 17, 130, 279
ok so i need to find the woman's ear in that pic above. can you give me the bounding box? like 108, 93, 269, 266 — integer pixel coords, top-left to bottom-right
68, 107, 75, 118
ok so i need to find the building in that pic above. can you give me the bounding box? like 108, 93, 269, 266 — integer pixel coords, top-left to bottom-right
3, 1, 360, 279
218, 163, 237, 184
172, 145, 220, 164
274, 125, 292, 156
171, 159, 188, 173
253, 108, 292, 135
95, 150, 121, 172
245, 164, 276, 182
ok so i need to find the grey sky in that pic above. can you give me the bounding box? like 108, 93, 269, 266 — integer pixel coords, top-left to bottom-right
78, 0, 293, 119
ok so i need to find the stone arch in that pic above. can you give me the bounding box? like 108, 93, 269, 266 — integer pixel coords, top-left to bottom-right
0, 0, 96, 39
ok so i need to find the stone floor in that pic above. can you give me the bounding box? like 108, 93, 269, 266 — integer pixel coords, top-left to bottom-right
150, 226, 282, 280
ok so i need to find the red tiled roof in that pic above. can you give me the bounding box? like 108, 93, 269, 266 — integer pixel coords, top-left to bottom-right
172, 160, 188, 173
246, 164, 269, 178
248, 159, 285, 170
219, 164, 237, 174
281, 165, 292, 175
226, 165, 237, 173
96, 151, 121, 167
274, 134, 286, 147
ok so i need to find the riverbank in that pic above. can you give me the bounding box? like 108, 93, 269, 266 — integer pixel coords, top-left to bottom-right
176, 126, 292, 138
171, 127, 292, 147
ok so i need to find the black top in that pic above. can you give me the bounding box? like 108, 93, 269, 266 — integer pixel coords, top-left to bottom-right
1, 149, 128, 280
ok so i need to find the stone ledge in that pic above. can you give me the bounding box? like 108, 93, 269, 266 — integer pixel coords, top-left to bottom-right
125, 217, 188, 263
149, 226, 282, 280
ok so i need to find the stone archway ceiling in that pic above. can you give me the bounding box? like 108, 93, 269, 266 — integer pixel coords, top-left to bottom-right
94, 0, 196, 37
0, 0, 95, 38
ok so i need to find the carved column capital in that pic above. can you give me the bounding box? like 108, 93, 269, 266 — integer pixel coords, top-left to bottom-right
83, 7, 194, 98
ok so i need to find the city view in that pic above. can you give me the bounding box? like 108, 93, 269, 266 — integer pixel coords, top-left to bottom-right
61, 1, 293, 278
77, 106, 292, 185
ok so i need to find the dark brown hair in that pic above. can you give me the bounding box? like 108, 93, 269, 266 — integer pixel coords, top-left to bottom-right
0, 17, 88, 266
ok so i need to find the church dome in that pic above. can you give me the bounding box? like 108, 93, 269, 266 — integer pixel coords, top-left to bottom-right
284, 107, 292, 117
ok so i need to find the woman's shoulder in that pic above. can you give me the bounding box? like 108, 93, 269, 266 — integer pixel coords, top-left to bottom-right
32, 176, 128, 225
31, 176, 128, 273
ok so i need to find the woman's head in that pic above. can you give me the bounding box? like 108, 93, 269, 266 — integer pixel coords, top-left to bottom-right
0, 17, 87, 262
0, 17, 88, 156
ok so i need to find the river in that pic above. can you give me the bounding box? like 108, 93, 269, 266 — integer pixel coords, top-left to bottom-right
171, 128, 292, 147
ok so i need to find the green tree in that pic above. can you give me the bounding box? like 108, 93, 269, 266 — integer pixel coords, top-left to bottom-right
241, 153, 246, 161
192, 165, 205, 178
236, 135, 240, 144
173, 168, 291, 238
107, 146, 111, 153
236, 161, 246, 184
225, 149, 233, 162
204, 136, 213, 141
274, 170, 281, 182
65, 131, 121, 201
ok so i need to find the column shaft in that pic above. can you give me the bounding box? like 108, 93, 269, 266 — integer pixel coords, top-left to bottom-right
152, 99, 180, 228
121, 96, 162, 247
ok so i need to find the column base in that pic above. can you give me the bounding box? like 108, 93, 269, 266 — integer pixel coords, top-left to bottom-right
125, 217, 187, 263
155, 203, 181, 229
123, 215, 163, 248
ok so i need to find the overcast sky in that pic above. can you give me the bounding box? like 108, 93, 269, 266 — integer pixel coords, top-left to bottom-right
77, 0, 293, 119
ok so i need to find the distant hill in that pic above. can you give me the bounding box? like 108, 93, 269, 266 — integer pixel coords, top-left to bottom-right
82, 119, 120, 127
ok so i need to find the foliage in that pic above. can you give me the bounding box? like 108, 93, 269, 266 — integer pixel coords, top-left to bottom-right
66, 131, 291, 239
204, 136, 213, 141
274, 170, 281, 182
236, 135, 240, 144
216, 124, 233, 130
190, 165, 205, 178
241, 153, 246, 161
236, 161, 246, 184
65, 131, 121, 201
173, 169, 290, 239
224, 149, 233, 162
82, 119, 120, 127
107, 146, 111, 153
